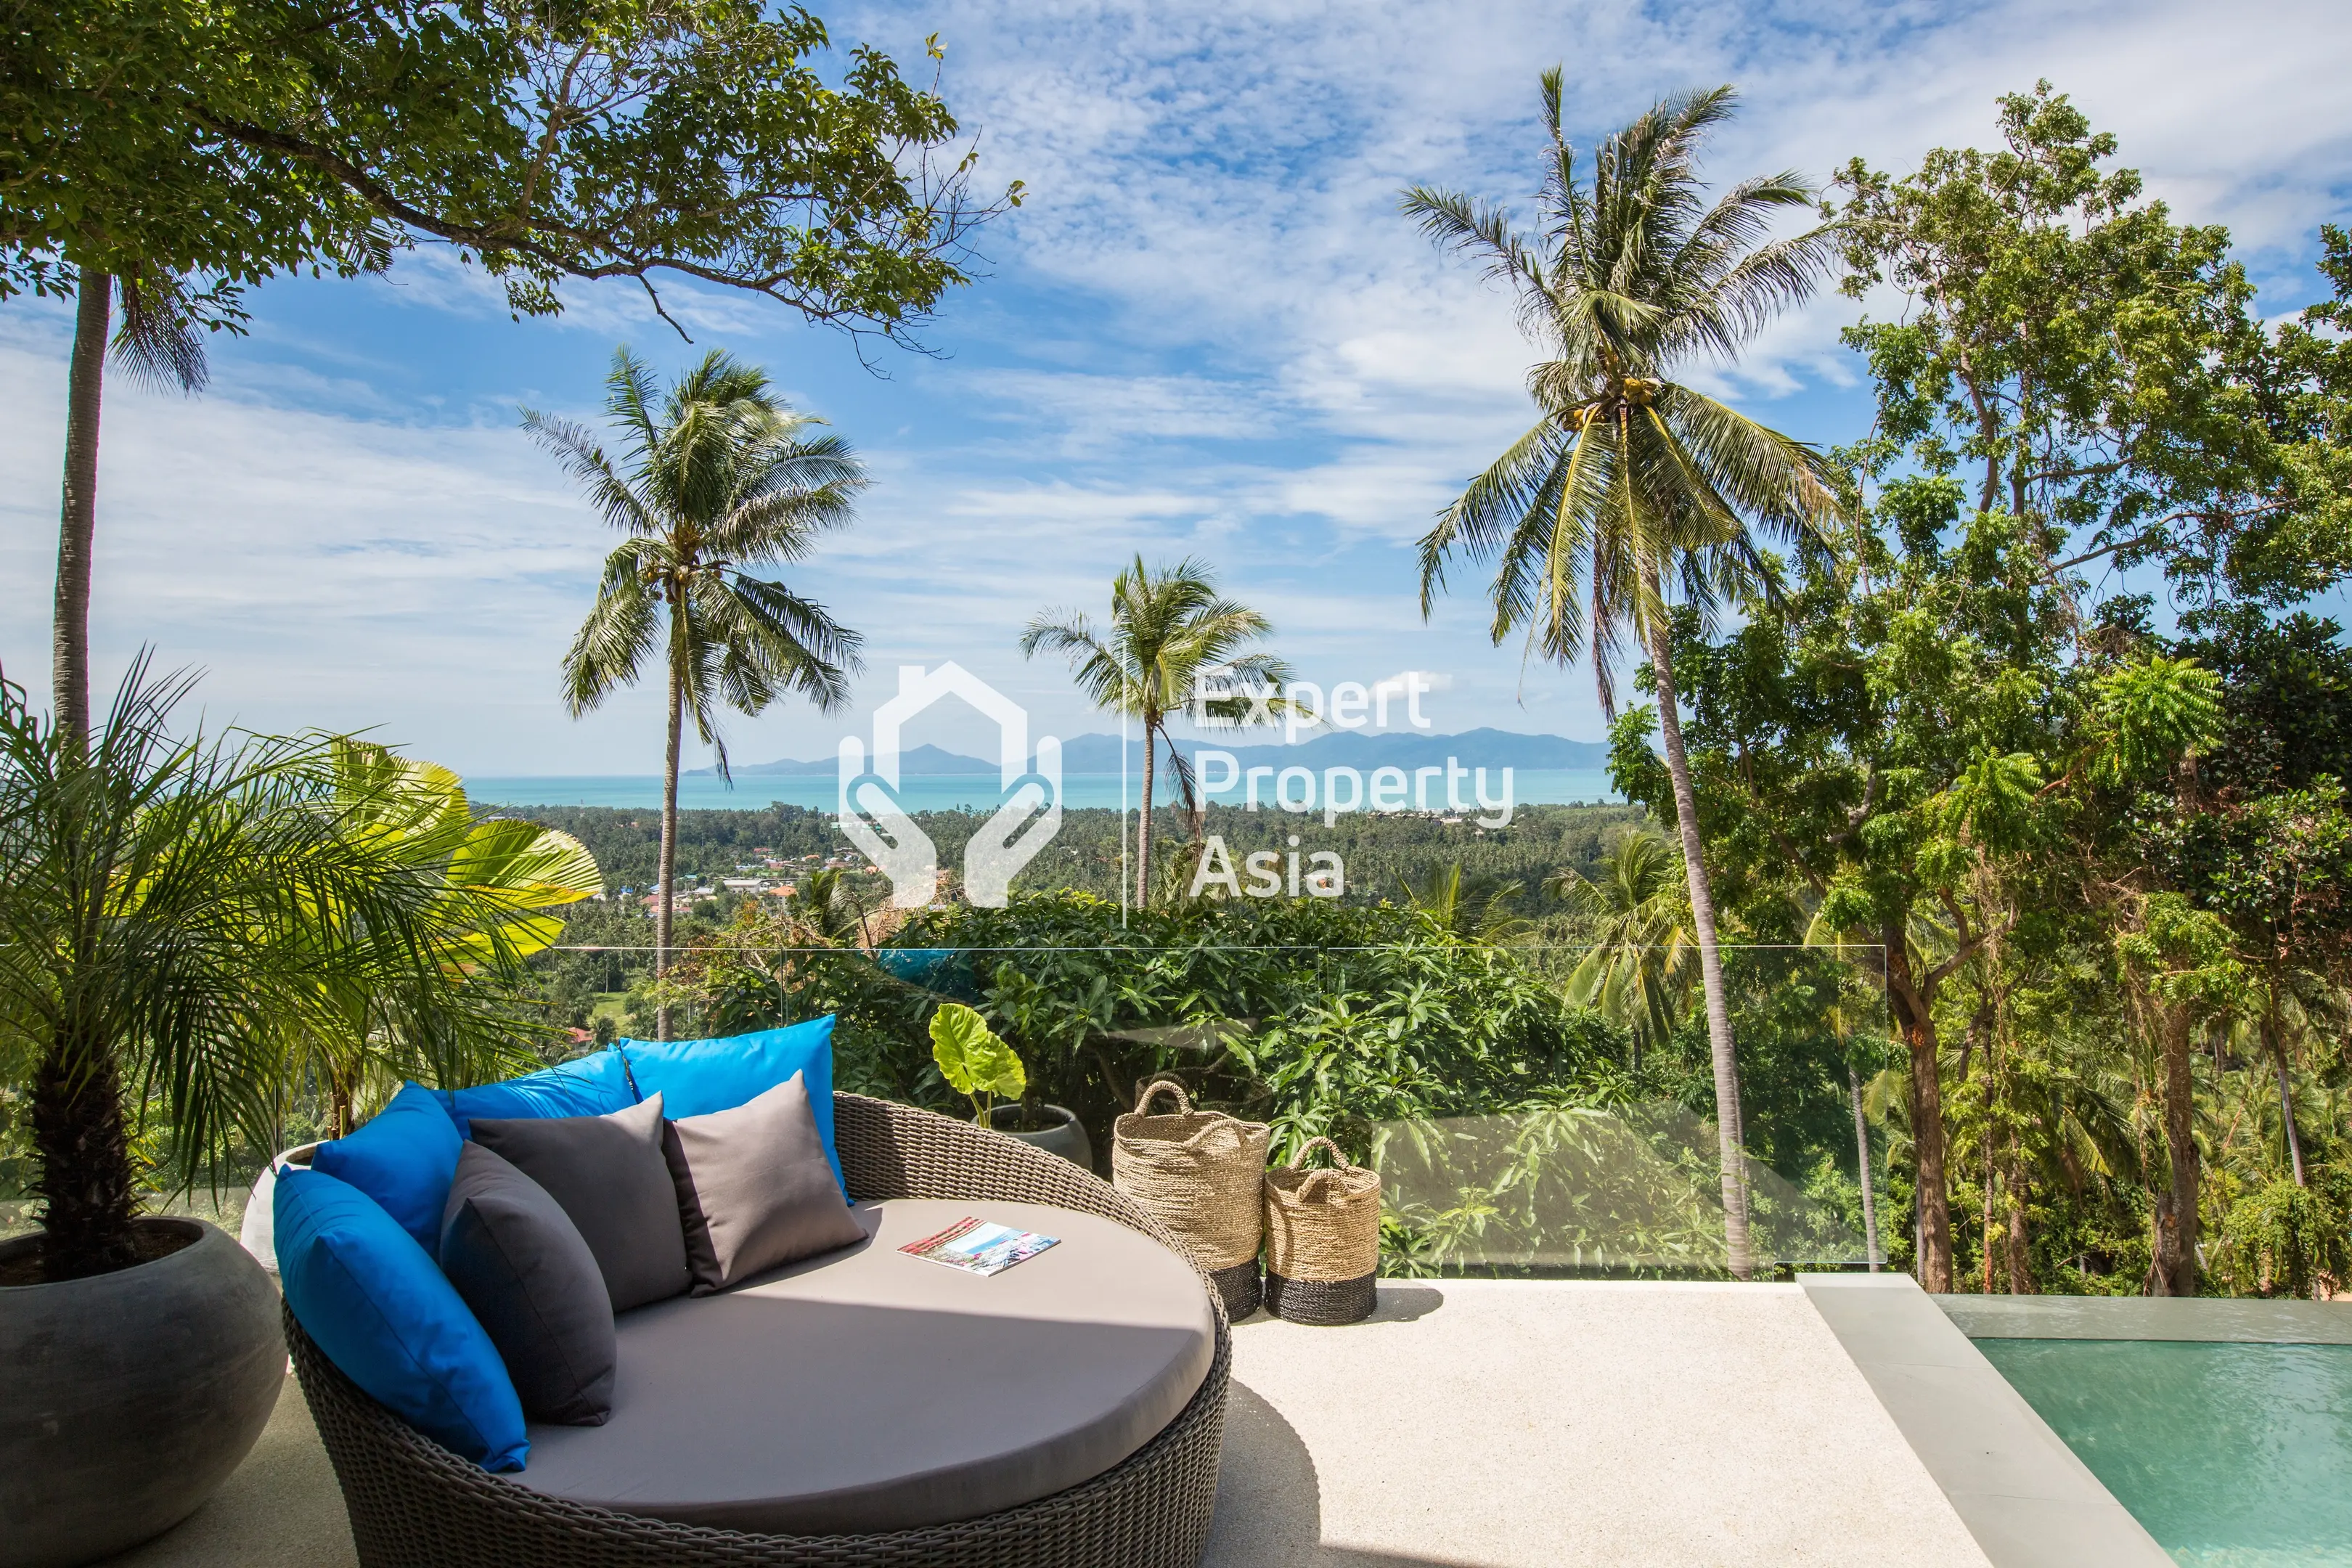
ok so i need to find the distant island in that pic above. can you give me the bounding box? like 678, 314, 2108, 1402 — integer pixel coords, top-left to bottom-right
691, 729, 1611, 777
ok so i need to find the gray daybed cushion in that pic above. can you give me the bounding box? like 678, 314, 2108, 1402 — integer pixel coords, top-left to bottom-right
662, 1071, 864, 1294
513, 1196, 1216, 1534
470, 1093, 690, 1312
438, 1143, 616, 1426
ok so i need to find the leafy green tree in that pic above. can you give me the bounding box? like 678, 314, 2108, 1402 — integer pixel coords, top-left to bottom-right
1832, 82, 2352, 613
7, 0, 1013, 749
1405, 78, 1842, 1275
780, 867, 867, 947
1022, 557, 1293, 907
0, 663, 555, 1278
2116, 892, 2246, 1296
530, 348, 865, 1040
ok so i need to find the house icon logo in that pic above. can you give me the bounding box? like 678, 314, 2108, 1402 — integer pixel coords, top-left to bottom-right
838, 663, 1063, 908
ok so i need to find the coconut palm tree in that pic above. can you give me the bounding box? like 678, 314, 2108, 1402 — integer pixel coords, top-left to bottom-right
1022, 557, 1294, 907
528, 349, 865, 1040
1406, 78, 1842, 1274
1397, 864, 1532, 943
1546, 830, 1696, 1069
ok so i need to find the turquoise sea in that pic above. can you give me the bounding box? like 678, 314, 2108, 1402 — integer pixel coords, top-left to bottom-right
467, 769, 1622, 814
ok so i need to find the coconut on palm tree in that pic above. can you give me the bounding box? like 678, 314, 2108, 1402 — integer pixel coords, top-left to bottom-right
528, 348, 866, 1039
1406, 79, 1842, 1275
1022, 557, 1296, 907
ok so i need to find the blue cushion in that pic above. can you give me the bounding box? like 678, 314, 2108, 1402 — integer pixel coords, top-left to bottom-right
621, 1017, 841, 1191
438, 1050, 637, 1137
274, 1167, 528, 1471
312, 1082, 464, 1252
873, 948, 978, 1000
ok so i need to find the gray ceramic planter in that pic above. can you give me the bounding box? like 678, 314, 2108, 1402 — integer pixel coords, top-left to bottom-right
988, 1102, 1093, 1168
0, 1219, 283, 1568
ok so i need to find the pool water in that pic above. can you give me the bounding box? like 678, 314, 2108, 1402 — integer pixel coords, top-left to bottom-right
1977, 1338, 2352, 1567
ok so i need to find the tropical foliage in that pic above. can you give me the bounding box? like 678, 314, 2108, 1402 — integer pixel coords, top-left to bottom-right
1024, 558, 1295, 906
531, 348, 865, 1040
1407, 80, 1844, 1275
0, 666, 583, 1278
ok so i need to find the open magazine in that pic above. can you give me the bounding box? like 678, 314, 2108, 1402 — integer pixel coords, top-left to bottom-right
899, 1216, 1061, 1278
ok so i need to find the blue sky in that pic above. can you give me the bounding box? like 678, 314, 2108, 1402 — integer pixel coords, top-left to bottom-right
4, 0, 2348, 777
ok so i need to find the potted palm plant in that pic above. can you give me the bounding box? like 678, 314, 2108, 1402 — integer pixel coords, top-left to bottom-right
0, 666, 592, 1567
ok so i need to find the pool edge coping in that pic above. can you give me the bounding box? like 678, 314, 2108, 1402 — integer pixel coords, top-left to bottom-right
1798, 1273, 2173, 1568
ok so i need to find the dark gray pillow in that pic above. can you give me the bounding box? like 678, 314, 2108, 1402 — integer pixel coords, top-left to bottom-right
663, 1072, 865, 1295
471, 1094, 690, 1312
438, 1143, 616, 1426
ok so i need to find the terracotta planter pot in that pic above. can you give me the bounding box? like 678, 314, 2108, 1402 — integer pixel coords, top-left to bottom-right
0, 1219, 283, 1568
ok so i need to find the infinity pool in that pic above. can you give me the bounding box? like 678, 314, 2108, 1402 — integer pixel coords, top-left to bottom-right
1976, 1336, 2352, 1567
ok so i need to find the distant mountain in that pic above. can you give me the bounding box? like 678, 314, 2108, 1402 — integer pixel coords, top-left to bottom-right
690, 743, 990, 777
703, 729, 1607, 777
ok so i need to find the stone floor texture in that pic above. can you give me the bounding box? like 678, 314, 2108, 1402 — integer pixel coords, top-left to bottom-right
99, 1278, 1990, 1568
1200, 1279, 1991, 1568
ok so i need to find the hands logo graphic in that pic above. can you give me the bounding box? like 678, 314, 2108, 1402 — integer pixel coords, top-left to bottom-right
837, 663, 1063, 909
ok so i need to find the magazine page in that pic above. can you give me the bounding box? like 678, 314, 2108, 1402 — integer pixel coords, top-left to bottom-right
899, 1215, 1061, 1277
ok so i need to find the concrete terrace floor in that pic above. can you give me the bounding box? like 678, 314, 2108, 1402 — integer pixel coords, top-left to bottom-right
100, 1278, 1991, 1568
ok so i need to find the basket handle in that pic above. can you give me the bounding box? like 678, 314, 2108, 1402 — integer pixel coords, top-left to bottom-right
1287, 1138, 1363, 1203
1134, 1076, 1193, 1115
1286, 1135, 1357, 1172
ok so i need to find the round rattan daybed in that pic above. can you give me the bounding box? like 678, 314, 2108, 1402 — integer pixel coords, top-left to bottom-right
287, 1092, 1233, 1568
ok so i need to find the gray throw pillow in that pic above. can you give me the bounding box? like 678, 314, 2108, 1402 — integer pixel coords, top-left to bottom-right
663, 1071, 865, 1295
439, 1143, 616, 1425
471, 1094, 690, 1312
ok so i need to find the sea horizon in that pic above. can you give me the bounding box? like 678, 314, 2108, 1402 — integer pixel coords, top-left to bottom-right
470, 769, 1625, 814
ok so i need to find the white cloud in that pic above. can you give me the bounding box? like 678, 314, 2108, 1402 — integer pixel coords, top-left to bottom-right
6, 0, 2348, 776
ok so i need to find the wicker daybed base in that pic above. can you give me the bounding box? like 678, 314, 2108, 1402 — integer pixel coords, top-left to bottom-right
287, 1090, 1233, 1568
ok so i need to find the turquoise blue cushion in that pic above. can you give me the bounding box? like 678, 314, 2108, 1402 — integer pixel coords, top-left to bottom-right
438, 1050, 636, 1137
311, 1082, 463, 1252
621, 1017, 841, 1191
274, 1167, 528, 1471
873, 948, 978, 1000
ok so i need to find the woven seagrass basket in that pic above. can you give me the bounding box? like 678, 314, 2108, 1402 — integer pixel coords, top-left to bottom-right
1262, 1137, 1381, 1326
1113, 1077, 1268, 1320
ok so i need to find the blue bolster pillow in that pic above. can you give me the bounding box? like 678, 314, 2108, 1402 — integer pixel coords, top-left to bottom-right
275, 1167, 528, 1471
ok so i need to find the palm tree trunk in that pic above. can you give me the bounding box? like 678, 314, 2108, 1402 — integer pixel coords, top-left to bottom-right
1135, 720, 1156, 908
2153, 1007, 2200, 1296
656, 661, 683, 1042
54, 269, 111, 754
31, 1025, 139, 1280
1642, 616, 1750, 1278
1850, 1065, 1881, 1270
2264, 997, 2306, 1187
1887, 934, 1955, 1290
